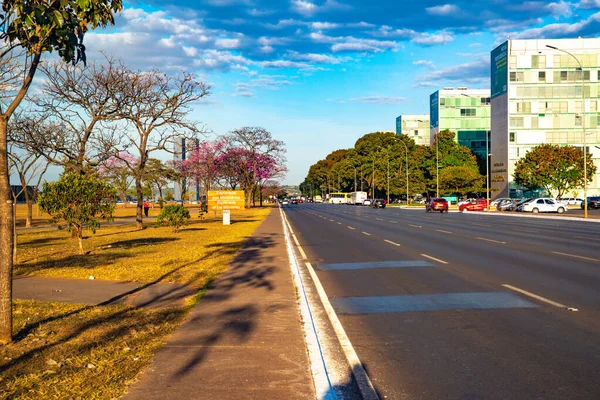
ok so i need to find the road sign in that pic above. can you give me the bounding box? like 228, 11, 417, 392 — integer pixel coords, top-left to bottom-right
207, 190, 245, 211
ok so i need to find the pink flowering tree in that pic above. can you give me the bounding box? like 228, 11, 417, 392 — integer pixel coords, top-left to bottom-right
181, 139, 226, 198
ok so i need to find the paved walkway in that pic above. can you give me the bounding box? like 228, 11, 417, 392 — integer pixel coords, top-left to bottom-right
13, 275, 197, 308
122, 209, 314, 400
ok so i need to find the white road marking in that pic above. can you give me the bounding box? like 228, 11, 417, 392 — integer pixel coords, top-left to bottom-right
471, 223, 490, 227
347, 226, 356, 230
408, 224, 422, 228
436, 229, 452, 234
337, 222, 342, 225
362, 231, 372, 236
420, 254, 448, 264
575, 235, 600, 241
476, 237, 506, 244
383, 239, 401, 247
329, 219, 335, 222
389, 221, 398, 224
552, 251, 600, 263
502, 284, 577, 311
375, 218, 384, 221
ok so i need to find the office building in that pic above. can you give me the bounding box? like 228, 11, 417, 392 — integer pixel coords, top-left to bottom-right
430, 87, 491, 161
396, 114, 431, 146
491, 38, 600, 198
173, 136, 200, 202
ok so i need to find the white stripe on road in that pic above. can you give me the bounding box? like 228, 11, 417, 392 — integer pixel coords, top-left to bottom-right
383, 239, 401, 247
375, 218, 384, 221
436, 229, 452, 234
337, 222, 342, 225
471, 223, 490, 227
512, 228, 539, 233
552, 251, 600, 263
408, 224, 422, 228
476, 237, 506, 244
389, 221, 398, 224
420, 254, 448, 264
575, 235, 600, 241
347, 226, 356, 230
502, 284, 577, 310
362, 232, 372, 236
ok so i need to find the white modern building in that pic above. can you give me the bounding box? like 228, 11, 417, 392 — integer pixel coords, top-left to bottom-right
430, 87, 491, 161
491, 38, 600, 199
396, 114, 430, 145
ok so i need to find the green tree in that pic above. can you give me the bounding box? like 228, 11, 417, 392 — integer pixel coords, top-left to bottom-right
439, 166, 484, 198
144, 158, 170, 199
0, 0, 123, 343
513, 144, 597, 198
38, 173, 116, 255
156, 204, 191, 233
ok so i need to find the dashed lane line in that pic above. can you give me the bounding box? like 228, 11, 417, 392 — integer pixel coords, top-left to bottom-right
408, 224, 422, 228
383, 239, 401, 247
420, 253, 448, 264
362, 231, 372, 236
552, 251, 600, 263
476, 237, 506, 245
575, 235, 600, 241
436, 229, 452, 234
502, 284, 578, 311
471, 223, 490, 227
347, 226, 356, 230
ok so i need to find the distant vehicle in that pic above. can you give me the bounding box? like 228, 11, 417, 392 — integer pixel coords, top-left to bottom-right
509, 198, 534, 212
291, 199, 298, 205
363, 199, 372, 206
372, 199, 386, 208
351, 191, 368, 205
520, 198, 566, 213
281, 199, 289, 205
459, 199, 488, 212
581, 196, 600, 209
329, 192, 350, 204
314, 195, 323, 203
426, 198, 448, 213
496, 199, 517, 211
560, 198, 583, 206
491, 198, 511, 207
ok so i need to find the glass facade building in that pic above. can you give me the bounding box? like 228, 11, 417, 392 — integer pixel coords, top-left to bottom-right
396, 114, 430, 146
430, 88, 491, 161
491, 39, 600, 199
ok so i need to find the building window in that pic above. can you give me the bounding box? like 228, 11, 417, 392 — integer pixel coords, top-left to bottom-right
440, 98, 445, 105
591, 101, 597, 112
510, 72, 517, 82
560, 71, 568, 81
531, 117, 539, 129
480, 97, 490, 105
539, 71, 546, 82
460, 108, 476, 117
575, 115, 582, 126
510, 132, 516, 142
509, 56, 517, 69
584, 70, 590, 81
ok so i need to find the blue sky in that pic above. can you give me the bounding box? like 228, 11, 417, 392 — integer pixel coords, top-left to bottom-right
78, 0, 600, 184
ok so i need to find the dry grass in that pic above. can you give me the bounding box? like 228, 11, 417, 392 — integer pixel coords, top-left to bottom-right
0, 300, 187, 399
15, 208, 272, 287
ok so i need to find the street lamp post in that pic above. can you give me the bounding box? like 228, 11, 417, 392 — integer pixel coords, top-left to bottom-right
351, 158, 364, 191
377, 147, 390, 204
391, 137, 410, 204
546, 44, 588, 218
486, 130, 492, 212
436, 133, 439, 197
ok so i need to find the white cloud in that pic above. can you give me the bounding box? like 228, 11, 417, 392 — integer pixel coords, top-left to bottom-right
261, 60, 311, 68
413, 60, 436, 69
311, 22, 340, 30
510, 11, 600, 38
578, 0, 600, 9
291, 0, 317, 16
417, 56, 489, 84
215, 38, 241, 49
426, 4, 461, 16
348, 96, 407, 104
287, 51, 345, 63
412, 32, 454, 46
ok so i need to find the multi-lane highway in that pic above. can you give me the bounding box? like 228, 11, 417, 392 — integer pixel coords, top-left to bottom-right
283, 203, 600, 400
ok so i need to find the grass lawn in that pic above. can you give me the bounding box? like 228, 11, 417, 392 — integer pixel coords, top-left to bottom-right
3, 206, 273, 399
15, 207, 272, 286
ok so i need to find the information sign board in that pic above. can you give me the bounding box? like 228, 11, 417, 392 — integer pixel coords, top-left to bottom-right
207, 190, 245, 211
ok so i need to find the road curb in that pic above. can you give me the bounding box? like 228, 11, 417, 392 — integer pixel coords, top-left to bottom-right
280, 206, 380, 400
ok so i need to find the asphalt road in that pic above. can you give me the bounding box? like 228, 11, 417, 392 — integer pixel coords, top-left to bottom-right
284, 203, 600, 400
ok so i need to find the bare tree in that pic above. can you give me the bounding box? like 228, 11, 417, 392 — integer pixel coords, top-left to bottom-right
114, 69, 210, 229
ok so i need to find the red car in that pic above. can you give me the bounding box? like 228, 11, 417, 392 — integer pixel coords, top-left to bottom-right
426, 198, 448, 213
459, 199, 489, 212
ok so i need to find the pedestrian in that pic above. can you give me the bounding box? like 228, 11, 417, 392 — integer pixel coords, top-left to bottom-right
143, 200, 150, 217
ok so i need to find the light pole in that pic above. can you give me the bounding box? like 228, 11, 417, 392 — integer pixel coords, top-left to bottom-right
486, 130, 492, 212
351, 158, 364, 191
393, 138, 410, 205
370, 154, 377, 199
546, 44, 588, 218
436, 133, 439, 197
377, 147, 390, 204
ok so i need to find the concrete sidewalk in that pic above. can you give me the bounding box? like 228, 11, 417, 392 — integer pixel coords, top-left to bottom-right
122, 209, 315, 399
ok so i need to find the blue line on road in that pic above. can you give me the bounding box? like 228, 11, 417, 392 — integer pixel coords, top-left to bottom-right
331, 292, 538, 314
317, 260, 435, 271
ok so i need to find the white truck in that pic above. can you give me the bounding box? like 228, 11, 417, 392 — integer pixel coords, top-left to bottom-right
351, 191, 368, 205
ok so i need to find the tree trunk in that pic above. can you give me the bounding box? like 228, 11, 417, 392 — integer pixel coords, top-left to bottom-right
13, 202, 17, 264
0, 116, 14, 344
25, 198, 32, 228
136, 177, 143, 229
77, 228, 84, 255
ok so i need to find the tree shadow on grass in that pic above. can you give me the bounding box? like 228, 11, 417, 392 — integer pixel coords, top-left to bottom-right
107, 237, 179, 249
14, 252, 132, 275
19, 237, 60, 246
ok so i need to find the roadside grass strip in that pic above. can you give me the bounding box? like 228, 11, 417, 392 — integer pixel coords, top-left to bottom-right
330, 292, 538, 315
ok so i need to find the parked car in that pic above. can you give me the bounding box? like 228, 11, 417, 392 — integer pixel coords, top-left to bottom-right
426, 198, 448, 213
496, 198, 516, 211
491, 198, 511, 208
363, 199, 372, 206
520, 198, 566, 213
510, 198, 534, 212
581, 196, 600, 209
372, 199, 386, 208
459, 199, 489, 212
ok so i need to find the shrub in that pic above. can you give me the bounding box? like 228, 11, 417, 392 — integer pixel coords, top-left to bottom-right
156, 205, 190, 233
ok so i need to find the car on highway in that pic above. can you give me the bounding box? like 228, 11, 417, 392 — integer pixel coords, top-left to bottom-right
520, 198, 566, 213
426, 198, 448, 213
581, 196, 600, 209
290, 199, 298, 204
372, 199, 386, 208
281, 199, 289, 205
459, 199, 489, 212
363, 199, 372, 206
